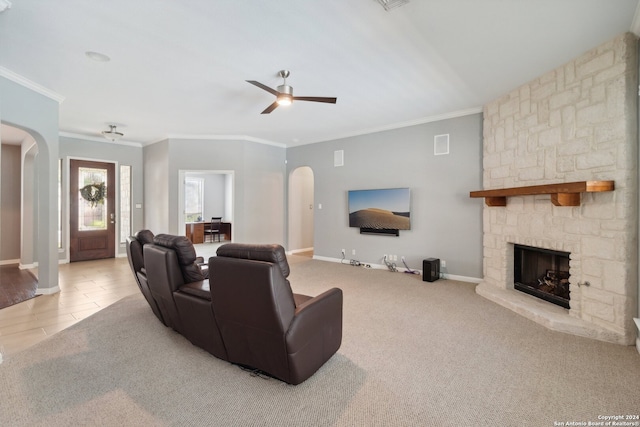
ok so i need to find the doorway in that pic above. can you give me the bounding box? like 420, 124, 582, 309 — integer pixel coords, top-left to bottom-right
69, 159, 116, 262
178, 170, 234, 243
288, 166, 314, 255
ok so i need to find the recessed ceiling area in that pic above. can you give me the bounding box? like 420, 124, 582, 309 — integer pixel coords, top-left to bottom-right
0, 0, 638, 146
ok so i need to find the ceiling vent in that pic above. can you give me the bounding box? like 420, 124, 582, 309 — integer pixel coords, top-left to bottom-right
376, 0, 409, 11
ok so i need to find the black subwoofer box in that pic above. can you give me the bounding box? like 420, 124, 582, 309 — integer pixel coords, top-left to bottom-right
423, 258, 440, 282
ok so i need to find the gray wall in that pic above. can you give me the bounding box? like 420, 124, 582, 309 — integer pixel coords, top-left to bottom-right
202, 174, 226, 220
143, 140, 170, 234
286, 113, 484, 279
0, 75, 60, 291
145, 138, 286, 245
0, 144, 21, 261
59, 136, 144, 258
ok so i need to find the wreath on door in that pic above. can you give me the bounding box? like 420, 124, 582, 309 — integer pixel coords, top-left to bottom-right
80, 182, 106, 207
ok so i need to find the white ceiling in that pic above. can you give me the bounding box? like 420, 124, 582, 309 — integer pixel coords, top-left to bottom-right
1, 0, 639, 147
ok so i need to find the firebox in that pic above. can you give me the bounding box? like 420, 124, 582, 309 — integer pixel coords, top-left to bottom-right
514, 244, 570, 309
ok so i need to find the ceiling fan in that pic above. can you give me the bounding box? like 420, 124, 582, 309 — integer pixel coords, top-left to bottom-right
246, 70, 337, 114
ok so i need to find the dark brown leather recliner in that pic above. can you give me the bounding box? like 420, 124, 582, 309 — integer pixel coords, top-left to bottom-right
143, 234, 227, 360
211, 243, 343, 385
125, 233, 165, 325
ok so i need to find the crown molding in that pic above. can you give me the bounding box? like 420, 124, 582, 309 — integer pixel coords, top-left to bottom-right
162, 134, 286, 148
0, 67, 65, 103
297, 106, 483, 146
59, 131, 142, 147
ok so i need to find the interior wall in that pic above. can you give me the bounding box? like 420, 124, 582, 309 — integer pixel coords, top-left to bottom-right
144, 138, 286, 244
21, 142, 37, 267
286, 113, 483, 279
143, 140, 170, 233
0, 144, 21, 261
202, 174, 226, 220
288, 166, 314, 251
0, 75, 60, 291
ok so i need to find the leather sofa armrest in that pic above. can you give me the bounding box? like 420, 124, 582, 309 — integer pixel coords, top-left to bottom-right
293, 293, 313, 307
178, 280, 211, 301
285, 288, 343, 355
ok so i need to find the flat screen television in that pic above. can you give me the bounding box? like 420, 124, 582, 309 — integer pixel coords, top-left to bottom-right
348, 188, 410, 235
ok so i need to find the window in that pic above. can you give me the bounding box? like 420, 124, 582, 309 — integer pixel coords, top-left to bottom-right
184, 177, 204, 222
120, 165, 132, 243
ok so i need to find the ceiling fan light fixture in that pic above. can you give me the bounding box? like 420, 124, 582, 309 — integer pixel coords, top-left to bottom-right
101, 125, 124, 141
277, 93, 293, 106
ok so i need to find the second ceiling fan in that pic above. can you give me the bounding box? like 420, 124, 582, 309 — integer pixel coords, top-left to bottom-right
246, 70, 337, 114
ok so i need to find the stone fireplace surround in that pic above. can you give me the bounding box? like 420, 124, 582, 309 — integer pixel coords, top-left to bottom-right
475, 32, 638, 346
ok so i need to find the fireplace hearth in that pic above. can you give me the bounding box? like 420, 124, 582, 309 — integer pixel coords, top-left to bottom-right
514, 245, 570, 309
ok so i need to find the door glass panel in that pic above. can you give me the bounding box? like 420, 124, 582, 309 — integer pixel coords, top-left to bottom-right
78, 167, 107, 231
119, 165, 131, 243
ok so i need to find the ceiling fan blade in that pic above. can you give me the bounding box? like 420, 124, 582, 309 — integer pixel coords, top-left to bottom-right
261, 101, 279, 114
292, 96, 337, 104
246, 80, 279, 96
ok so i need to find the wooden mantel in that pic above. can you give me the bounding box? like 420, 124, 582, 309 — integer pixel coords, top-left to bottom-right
469, 181, 614, 207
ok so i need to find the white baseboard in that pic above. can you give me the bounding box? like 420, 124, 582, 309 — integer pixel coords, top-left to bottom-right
287, 247, 314, 255
19, 263, 37, 269
311, 255, 482, 283
0, 258, 19, 266
441, 273, 482, 283
635, 318, 640, 356
37, 285, 60, 295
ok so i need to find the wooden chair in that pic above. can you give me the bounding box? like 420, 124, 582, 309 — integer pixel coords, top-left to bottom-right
205, 217, 222, 242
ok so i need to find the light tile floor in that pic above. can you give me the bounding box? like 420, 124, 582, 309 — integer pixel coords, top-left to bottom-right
0, 242, 300, 362
0, 257, 139, 360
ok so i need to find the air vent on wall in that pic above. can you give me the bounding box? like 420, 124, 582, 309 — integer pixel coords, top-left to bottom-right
434, 134, 449, 156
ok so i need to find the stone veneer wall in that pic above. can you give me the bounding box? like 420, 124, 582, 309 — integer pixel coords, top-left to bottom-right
478, 32, 638, 345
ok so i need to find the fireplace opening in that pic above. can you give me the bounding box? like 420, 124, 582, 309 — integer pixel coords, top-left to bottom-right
514, 244, 570, 309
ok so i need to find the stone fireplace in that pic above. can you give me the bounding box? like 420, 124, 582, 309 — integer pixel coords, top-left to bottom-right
475, 32, 638, 346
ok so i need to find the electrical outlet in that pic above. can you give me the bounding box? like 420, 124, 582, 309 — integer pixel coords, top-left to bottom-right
352, 249, 356, 256
341, 249, 345, 257
383, 254, 387, 260
441, 260, 446, 268
392, 255, 397, 261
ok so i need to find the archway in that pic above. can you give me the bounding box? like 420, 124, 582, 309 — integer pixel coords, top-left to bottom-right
288, 166, 314, 255
0, 74, 61, 294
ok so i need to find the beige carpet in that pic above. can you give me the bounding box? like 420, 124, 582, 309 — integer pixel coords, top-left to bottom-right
1, 256, 638, 426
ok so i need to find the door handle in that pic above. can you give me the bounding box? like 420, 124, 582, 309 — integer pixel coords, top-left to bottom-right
110, 213, 116, 224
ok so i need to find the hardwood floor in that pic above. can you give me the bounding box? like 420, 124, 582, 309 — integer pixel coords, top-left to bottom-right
0, 257, 139, 360
0, 264, 39, 309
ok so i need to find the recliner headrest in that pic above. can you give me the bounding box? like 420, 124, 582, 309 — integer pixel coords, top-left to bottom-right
135, 229, 155, 246
216, 243, 290, 278
153, 234, 204, 282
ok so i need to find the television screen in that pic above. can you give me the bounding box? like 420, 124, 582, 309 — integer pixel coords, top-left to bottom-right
348, 188, 411, 230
